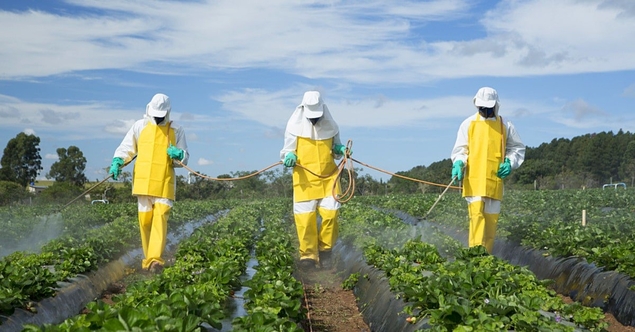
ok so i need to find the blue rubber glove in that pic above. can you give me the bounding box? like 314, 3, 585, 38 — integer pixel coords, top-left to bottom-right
333, 144, 352, 156
283, 152, 297, 167
167, 144, 184, 161
109, 157, 124, 180
497, 158, 512, 179
451, 160, 464, 183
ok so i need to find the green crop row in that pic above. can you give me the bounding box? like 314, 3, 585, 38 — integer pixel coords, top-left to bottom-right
357, 189, 635, 280
25, 202, 260, 331
232, 199, 305, 331
338, 201, 608, 331
0, 200, 231, 319
25, 199, 310, 331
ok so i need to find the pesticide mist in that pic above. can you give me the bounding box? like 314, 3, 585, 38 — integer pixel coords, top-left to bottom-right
0, 213, 65, 258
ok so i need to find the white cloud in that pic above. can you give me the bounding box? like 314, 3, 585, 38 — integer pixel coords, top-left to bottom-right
216, 88, 522, 128
2, 0, 634, 83
23, 128, 36, 135
624, 84, 635, 98
45, 153, 58, 160
0, 94, 234, 148
478, 0, 635, 73
0, 94, 139, 139
2, 1, 633, 182
263, 127, 284, 139
550, 98, 612, 128
187, 132, 199, 141
198, 157, 213, 166
104, 119, 137, 135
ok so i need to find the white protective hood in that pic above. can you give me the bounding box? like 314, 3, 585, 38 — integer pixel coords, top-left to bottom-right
473, 87, 500, 117
285, 92, 339, 139
144, 93, 172, 124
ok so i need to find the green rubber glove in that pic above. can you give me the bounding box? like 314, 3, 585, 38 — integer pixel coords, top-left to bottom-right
109, 157, 124, 180
333, 144, 351, 156
167, 144, 184, 161
451, 160, 464, 183
497, 158, 512, 179
283, 152, 297, 167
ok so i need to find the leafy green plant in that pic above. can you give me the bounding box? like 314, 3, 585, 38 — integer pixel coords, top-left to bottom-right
342, 272, 360, 290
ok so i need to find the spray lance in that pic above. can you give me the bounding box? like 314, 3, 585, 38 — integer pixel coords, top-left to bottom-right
406, 174, 460, 240
56, 156, 136, 212
419, 175, 459, 221
419, 161, 466, 221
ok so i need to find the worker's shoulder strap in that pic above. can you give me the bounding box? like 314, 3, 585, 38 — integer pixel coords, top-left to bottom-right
499, 116, 506, 159
166, 121, 176, 146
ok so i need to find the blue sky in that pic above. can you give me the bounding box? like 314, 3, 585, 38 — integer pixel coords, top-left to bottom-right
1, 0, 635, 184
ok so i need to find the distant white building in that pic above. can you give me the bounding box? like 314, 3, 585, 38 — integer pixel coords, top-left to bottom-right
27, 183, 48, 194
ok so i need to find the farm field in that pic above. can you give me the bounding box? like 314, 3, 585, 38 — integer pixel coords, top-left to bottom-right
1, 188, 635, 331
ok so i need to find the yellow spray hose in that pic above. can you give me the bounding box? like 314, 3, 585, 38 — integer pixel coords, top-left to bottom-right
57, 138, 459, 209
176, 140, 461, 204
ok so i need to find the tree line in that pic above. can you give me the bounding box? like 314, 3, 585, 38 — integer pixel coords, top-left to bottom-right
390, 129, 635, 192
1, 129, 634, 206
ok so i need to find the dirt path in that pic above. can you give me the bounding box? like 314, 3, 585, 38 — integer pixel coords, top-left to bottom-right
295, 265, 370, 332
605, 314, 635, 332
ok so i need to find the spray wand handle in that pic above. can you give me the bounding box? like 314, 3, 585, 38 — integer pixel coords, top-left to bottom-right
422, 175, 458, 221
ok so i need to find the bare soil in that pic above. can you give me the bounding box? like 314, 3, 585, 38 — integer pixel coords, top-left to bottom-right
295, 264, 371, 332
605, 314, 635, 332
557, 294, 635, 332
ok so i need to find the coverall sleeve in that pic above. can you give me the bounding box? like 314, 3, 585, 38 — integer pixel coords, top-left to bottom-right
505, 121, 525, 169
280, 130, 297, 161
331, 132, 344, 160
173, 125, 189, 167
450, 117, 471, 164
332, 132, 342, 146
113, 121, 141, 164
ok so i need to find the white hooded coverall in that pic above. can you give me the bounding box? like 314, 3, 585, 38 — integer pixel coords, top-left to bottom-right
113, 94, 189, 269
280, 91, 344, 265
451, 88, 524, 253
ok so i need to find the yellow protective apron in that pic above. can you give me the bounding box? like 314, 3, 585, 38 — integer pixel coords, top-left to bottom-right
463, 115, 506, 200
293, 137, 341, 262
464, 115, 506, 253
292, 137, 341, 202
133, 121, 175, 269
132, 122, 176, 200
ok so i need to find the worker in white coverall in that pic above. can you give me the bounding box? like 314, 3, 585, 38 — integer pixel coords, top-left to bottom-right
451, 87, 525, 254
280, 91, 350, 270
109, 93, 189, 273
